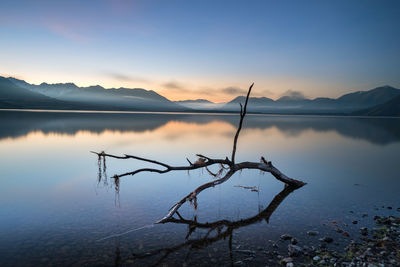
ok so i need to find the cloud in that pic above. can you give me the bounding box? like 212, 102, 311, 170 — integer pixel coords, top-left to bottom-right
221, 86, 248, 95
280, 89, 306, 99
162, 81, 190, 92
259, 89, 275, 97
104, 71, 149, 83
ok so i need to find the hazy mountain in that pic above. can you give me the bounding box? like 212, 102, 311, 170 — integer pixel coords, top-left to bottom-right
353, 95, 400, 116
6, 77, 187, 111
223, 85, 400, 114
174, 99, 222, 110
175, 99, 214, 104
0, 77, 76, 109
2, 76, 399, 115
336, 86, 400, 107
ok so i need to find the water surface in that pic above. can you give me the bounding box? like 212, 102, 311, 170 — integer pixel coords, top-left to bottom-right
0, 110, 399, 266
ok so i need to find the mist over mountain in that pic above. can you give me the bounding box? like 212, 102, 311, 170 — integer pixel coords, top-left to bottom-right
0, 77, 79, 109
173, 99, 223, 110
5, 77, 187, 111
1, 76, 399, 116
222, 85, 400, 114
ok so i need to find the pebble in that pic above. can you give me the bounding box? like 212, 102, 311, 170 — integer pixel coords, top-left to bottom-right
360, 227, 368, 236
280, 234, 292, 240
313, 256, 321, 261
281, 257, 293, 263
320, 236, 333, 243
307, 231, 319, 236
288, 244, 303, 257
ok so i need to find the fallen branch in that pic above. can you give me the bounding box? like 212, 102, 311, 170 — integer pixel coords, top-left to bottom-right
93, 83, 306, 224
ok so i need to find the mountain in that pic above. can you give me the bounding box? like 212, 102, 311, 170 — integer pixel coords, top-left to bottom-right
223, 86, 400, 114
174, 99, 221, 110
336, 85, 400, 107
175, 99, 214, 104
0, 77, 76, 109
353, 95, 400, 116
5, 77, 187, 111
2, 76, 399, 115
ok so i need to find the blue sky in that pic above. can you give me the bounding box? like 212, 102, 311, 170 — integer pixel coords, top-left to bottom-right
1, 0, 399, 101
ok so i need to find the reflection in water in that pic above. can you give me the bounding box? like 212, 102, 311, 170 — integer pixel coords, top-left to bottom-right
1, 110, 399, 266
1, 110, 400, 145
116, 185, 297, 266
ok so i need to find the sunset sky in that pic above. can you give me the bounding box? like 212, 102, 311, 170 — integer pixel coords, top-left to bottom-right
1, 0, 400, 102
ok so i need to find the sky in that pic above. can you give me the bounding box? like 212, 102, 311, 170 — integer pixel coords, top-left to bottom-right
1, 0, 400, 102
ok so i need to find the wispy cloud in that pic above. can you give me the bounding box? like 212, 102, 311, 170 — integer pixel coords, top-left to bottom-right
221, 86, 248, 95
162, 81, 191, 92
104, 71, 149, 83
280, 89, 306, 99
46, 22, 92, 43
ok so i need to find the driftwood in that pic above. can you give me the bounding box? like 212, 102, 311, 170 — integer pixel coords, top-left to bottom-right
114, 185, 297, 266
92, 83, 306, 224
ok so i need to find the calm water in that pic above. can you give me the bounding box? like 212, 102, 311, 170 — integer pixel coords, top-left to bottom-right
0, 110, 399, 266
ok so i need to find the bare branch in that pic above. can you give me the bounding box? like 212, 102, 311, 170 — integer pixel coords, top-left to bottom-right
231, 83, 254, 163
92, 82, 306, 225
157, 169, 236, 223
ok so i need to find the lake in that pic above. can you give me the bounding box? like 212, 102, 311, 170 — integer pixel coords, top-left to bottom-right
0, 110, 399, 266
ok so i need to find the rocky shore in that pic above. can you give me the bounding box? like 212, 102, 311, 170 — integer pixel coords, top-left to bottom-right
264, 214, 400, 267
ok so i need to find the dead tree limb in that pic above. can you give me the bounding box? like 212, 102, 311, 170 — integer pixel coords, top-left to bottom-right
93, 83, 306, 224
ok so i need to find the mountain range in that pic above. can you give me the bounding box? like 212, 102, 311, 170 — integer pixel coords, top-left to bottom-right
1, 76, 399, 116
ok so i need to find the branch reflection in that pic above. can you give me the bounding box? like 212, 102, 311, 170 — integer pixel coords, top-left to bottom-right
117, 185, 297, 266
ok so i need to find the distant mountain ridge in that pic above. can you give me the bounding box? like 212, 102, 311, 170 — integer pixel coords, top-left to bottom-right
1, 76, 399, 116
353, 95, 400, 116
0, 77, 79, 109
5, 77, 187, 111
221, 85, 400, 114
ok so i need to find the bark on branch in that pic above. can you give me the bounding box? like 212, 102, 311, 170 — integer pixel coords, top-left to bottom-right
93, 83, 306, 224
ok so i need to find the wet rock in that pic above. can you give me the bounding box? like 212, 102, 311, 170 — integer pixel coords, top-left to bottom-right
235, 249, 256, 255
286, 263, 294, 267
281, 257, 293, 264
234, 260, 243, 265
387, 206, 392, 209
362, 213, 368, 218
288, 244, 303, 257
313, 256, 321, 261
280, 234, 292, 240
307, 231, 319, 236
352, 220, 358, 224
290, 238, 298, 245
272, 243, 278, 248
320, 236, 333, 243
360, 227, 368, 236
319, 259, 326, 265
